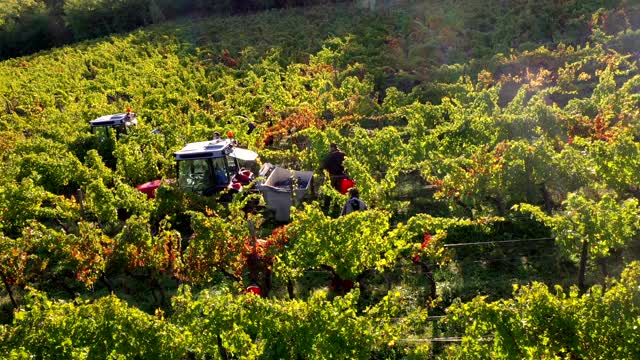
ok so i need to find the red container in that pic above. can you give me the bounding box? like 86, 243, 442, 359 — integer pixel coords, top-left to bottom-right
339, 178, 355, 194
136, 179, 162, 199
245, 285, 262, 296
235, 169, 252, 184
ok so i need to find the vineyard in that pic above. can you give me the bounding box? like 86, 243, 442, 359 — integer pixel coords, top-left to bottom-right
2, 0, 640, 358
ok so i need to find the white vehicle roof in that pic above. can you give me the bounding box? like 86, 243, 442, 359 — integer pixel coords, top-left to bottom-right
90, 113, 138, 127
174, 139, 258, 161
230, 147, 259, 162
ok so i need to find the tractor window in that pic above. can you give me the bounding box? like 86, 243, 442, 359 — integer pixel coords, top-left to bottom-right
115, 125, 127, 138
210, 157, 230, 185
178, 159, 211, 192
93, 127, 110, 139
227, 156, 239, 174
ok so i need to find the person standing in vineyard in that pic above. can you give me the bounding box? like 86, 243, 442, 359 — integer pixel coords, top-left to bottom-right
323, 143, 347, 189
341, 188, 367, 216
124, 107, 134, 122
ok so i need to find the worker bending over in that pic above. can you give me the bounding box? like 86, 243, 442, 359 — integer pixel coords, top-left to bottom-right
341, 188, 367, 216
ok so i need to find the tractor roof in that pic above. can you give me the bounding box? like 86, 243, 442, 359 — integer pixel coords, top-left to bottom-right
174, 139, 259, 161
174, 139, 234, 160
90, 113, 137, 127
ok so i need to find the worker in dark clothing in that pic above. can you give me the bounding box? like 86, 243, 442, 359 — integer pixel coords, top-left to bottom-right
341, 188, 367, 216
247, 122, 257, 135
323, 143, 347, 189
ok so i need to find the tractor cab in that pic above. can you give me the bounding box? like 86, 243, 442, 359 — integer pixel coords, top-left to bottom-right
174, 138, 258, 196
90, 112, 138, 140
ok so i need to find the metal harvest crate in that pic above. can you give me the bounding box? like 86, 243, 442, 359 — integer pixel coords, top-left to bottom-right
258, 166, 313, 222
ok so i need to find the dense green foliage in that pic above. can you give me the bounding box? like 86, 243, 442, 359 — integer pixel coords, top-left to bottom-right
2, 0, 640, 358
444, 261, 640, 359
1, 287, 427, 359
2, 262, 638, 358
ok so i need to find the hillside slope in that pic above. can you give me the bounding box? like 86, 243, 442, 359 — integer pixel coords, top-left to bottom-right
2, 1, 640, 358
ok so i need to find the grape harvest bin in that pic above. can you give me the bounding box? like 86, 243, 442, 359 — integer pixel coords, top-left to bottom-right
258, 166, 314, 222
